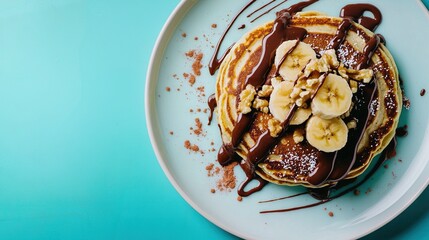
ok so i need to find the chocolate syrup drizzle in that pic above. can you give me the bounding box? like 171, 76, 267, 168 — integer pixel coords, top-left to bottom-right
208, 1, 396, 212
208, 0, 257, 75
207, 93, 217, 125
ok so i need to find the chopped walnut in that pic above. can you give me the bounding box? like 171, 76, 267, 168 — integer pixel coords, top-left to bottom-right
349, 80, 358, 93
337, 63, 373, 83
321, 49, 340, 69
238, 85, 256, 114
270, 76, 282, 87
290, 86, 301, 99
253, 97, 269, 113
306, 78, 320, 88
268, 118, 282, 137
293, 129, 305, 143
258, 85, 273, 97
304, 58, 329, 77
347, 119, 357, 129
347, 68, 373, 83
338, 63, 348, 79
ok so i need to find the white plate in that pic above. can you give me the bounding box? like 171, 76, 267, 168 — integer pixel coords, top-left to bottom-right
146, 0, 429, 239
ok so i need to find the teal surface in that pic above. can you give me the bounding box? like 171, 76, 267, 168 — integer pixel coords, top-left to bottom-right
0, 0, 427, 239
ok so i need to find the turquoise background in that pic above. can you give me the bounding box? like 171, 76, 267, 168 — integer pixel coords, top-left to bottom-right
0, 0, 427, 239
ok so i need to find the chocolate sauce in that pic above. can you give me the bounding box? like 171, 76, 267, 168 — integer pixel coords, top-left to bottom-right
261, 138, 397, 213
325, 81, 377, 182
209, 0, 257, 75
340, 4, 382, 31
420, 89, 426, 96
357, 35, 381, 70
327, 18, 352, 50
247, 0, 277, 18
250, 0, 289, 23
396, 125, 408, 137
207, 93, 217, 125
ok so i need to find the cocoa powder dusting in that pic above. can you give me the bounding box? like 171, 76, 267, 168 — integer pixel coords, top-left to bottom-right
353, 189, 360, 196
192, 118, 203, 136
192, 52, 203, 76
217, 162, 238, 191
188, 74, 196, 86
184, 140, 200, 152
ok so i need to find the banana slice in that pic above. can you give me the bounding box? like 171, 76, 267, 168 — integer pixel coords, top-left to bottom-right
306, 116, 348, 152
311, 73, 352, 119
275, 40, 317, 82
269, 81, 312, 125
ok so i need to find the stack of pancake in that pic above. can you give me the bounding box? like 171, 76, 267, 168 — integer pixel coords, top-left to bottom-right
215, 12, 401, 188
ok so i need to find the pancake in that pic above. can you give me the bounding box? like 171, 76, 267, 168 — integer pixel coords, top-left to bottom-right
215, 10, 401, 188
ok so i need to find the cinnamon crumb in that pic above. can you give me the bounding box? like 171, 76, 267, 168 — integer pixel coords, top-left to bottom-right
184, 140, 200, 152
197, 108, 201, 112
183, 72, 189, 78
194, 37, 198, 40
203, 109, 208, 113
211, 23, 217, 28
181, 32, 187, 38
192, 118, 203, 136
165, 87, 171, 92
237, 196, 243, 202
169, 131, 174, 135
210, 188, 216, 193
354, 189, 360, 196
185, 50, 195, 58
192, 52, 203, 76
206, 163, 214, 171
421, 88, 426, 96
398, 159, 402, 163
328, 211, 334, 217
365, 188, 372, 195
217, 162, 237, 191
188, 74, 196, 86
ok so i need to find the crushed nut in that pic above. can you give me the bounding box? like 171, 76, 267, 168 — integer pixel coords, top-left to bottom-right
338, 63, 348, 79
304, 58, 329, 77
238, 85, 256, 114
268, 118, 282, 137
337, 63, 373, 83
306, 78, 320, 88
293, 129, 305, 143
349, 80, 358, 93
321, 49, 340, 68
258, 85, 273, 97
290, 86, 301, 99
347, 119, 357, 129
271, 76, 283, 87
252, 97, 269, 113
347, 68, 373, 83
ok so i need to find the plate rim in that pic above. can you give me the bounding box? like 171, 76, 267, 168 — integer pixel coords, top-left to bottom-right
145, 0, 429, 239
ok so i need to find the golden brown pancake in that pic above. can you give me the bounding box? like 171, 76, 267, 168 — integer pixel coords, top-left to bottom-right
215, 12, 401, 188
